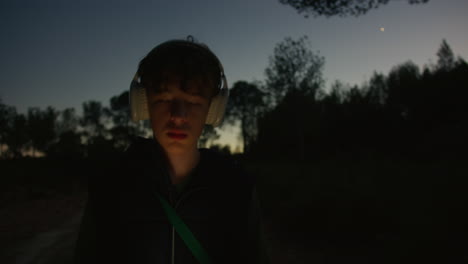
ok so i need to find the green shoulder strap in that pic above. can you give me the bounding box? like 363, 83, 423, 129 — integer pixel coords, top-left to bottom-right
156, 192, 213, 264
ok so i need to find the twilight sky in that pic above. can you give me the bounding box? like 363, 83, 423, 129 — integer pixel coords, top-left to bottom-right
1, 0, 467, 149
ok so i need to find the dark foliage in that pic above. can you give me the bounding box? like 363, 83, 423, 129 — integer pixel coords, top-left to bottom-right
224, 81, 267, 153
280, 0, 430, 17
265, 36, 324, 106
252, 39, 468, 161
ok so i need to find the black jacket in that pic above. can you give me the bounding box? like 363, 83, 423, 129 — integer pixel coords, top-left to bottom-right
74, 137, 268, 264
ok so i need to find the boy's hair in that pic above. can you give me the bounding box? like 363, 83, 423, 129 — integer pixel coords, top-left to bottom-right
137, 38, 222, 99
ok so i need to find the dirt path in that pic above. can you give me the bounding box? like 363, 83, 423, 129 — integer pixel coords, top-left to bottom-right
1, 210, 83, 264
5, 213, 308, 264
1, 203, 312, 264
263, 217, 323, 264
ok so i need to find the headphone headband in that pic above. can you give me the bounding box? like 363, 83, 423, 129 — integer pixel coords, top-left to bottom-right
137, 37, 226, 94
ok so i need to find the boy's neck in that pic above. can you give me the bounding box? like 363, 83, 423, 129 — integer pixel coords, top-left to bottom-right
165, 148, 200, 185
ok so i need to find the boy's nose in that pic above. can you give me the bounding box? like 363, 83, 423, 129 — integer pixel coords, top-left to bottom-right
170, 99, 188, 122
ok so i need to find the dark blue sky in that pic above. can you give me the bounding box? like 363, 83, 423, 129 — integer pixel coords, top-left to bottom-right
1, 0, 467, 148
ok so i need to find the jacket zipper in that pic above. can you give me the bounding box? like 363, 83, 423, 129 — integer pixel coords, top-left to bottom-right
168, 187, 176, 264
169, 187, 208, 264
171, 227, 175, 264
174, 187, 208, 209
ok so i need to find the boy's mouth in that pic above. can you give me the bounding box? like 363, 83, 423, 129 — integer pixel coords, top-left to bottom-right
167, 131, 188, 140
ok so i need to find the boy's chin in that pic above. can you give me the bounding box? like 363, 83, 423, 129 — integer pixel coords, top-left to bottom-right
162, 142, 197, 155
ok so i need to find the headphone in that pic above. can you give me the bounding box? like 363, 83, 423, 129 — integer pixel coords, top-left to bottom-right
129, 38, 229, 127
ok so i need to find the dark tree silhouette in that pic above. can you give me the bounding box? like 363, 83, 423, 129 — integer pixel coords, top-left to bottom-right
108, 91, 137, 151
436, 39, 456, 72
386, 61, 421, 121
280, 0, 429, 17
106, 91, 149, 150
365, 72, 387, 106
108, 91, 131, 127
56, 108, 79, 135
208, 144, 231, 155
26, 106, 58, 156
48, 130, 83, 159
255, 88, 320, 160
255, 38, 468, 160
315, 80, 348, 153
198, 125, 220, 148
81, 100, 107, 139
325, 80, 346, 105
257, 36, 325, 159
0, 99, 17, 157
81, 100, 116, 158
265, 36, 325, 106
5, 112, 28, 158
225, 81, 266, 153
421, 55, 468, 128
48, 108, 83, 159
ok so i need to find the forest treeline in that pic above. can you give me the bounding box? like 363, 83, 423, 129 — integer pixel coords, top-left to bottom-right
0, 38, 466, 161
229, 38, 468, 160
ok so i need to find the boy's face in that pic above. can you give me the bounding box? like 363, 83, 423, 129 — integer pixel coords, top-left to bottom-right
146, 76, 212, 155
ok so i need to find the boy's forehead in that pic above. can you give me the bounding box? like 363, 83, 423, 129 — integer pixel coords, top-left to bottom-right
156, 74, 214, 97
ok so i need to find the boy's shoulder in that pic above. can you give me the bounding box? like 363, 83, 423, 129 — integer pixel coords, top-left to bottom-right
121, 136, 157, 161
115, 137, 256, 189
199, 148, 255, 187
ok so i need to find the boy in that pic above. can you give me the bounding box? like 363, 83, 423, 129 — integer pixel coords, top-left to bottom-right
74, 37, 268, 264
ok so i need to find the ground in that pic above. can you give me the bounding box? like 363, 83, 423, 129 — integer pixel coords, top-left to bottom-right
0, 192, 309, 264
0, 193, 86, 264
1, 157, 466, 263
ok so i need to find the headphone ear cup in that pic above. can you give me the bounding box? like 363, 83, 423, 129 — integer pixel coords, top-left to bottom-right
206, 88, 228, 127
129, 81, 149, 122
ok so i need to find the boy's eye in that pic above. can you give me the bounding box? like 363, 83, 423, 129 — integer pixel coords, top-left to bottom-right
150, 98, 171, 106
187, 94, 208, 105
151, 94, 172, 103
187, 99, 202, 105
188, 102, 201, 106
150, 95, 206, 106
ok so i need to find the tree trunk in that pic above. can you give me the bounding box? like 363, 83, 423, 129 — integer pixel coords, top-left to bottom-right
241, 117, 248, 154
